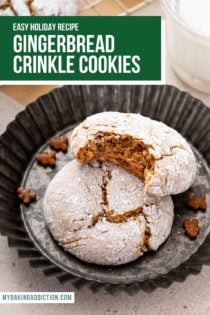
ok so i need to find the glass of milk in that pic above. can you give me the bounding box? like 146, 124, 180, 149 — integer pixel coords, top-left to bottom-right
162, 0, 210, 93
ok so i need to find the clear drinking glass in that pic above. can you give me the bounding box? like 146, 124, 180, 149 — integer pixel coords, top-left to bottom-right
162, 0, 210, 93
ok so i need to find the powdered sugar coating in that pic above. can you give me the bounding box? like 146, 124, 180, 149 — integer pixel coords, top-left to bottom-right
71, 112, 197, 196
43, 160, 174, 265
0, 0, 78, 15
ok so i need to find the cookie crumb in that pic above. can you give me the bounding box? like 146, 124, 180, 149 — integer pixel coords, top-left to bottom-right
17, 187, 36, 205
49, 136, 69, 152
187, 194, 207, 211
36, 151, 56, 167
183, 218, 199, 239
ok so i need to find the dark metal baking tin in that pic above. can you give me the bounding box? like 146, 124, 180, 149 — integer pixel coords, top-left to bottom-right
0, 85, 210, 295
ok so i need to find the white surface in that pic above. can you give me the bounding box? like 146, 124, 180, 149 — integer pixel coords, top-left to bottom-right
0, 1, 210, 314
0, 91, 22, 133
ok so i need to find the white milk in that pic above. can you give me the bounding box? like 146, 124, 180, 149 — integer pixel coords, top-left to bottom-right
162, 0, 210, 93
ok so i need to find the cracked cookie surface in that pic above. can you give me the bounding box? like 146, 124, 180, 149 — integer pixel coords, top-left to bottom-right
43, 160, 174, 265
70, 112, 197, 196
0, 0, 78, 16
